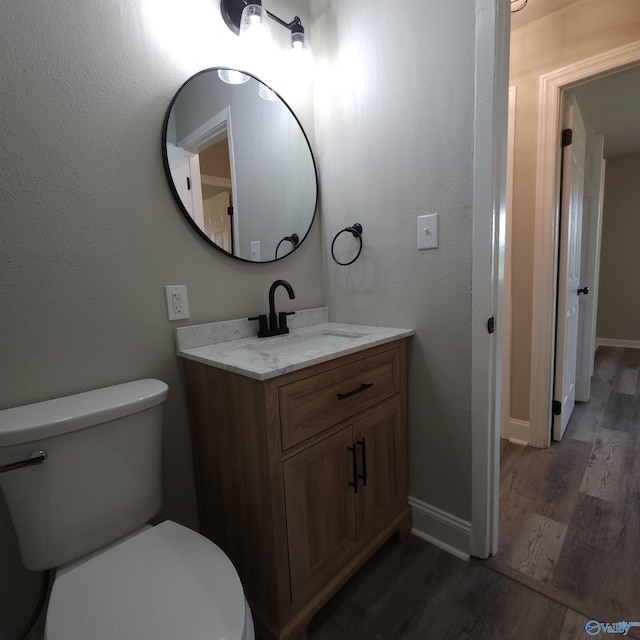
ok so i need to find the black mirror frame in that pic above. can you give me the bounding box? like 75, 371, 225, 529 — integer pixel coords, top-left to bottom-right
161, 67, 319, 264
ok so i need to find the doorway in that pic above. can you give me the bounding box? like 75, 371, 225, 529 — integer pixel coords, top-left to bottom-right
493, 38, 640, 628
528, 41, 640, 447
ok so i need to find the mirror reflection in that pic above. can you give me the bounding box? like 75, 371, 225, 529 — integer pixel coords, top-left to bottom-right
162, 68, 318, 262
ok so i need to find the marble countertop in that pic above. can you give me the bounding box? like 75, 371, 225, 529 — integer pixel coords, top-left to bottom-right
176, 315, 414, 381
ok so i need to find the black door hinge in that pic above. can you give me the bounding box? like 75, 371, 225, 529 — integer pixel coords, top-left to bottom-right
227, 206, 234, 217
552, 400, 562, 416
487, 316, 495, 334
186, 176, 191, 190
561, 129, 573, 147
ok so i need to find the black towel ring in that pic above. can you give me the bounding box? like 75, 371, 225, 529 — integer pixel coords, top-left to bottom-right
331, 223, 363, 266
275, 233, 299, 260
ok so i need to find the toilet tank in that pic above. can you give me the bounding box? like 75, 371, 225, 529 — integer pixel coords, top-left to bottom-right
0, 379, 168, 571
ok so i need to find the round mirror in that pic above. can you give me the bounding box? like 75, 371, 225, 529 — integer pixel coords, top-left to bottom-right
162, 68, 318, 262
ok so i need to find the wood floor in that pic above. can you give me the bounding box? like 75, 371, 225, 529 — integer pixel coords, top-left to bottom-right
497, 347, 640, 631
308, 535, 592, 640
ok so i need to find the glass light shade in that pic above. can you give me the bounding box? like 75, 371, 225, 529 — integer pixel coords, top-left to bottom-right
217, 69, 250, 84
239, 4, 272, 51
288, 33, 314, 83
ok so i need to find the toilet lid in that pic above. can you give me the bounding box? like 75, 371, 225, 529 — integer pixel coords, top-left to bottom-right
46, 521, 247, 640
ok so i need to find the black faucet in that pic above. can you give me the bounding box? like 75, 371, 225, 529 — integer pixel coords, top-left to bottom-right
249, 279, 296, 338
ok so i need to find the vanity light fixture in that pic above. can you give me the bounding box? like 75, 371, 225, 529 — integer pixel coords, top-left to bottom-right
220, 0, 313, 81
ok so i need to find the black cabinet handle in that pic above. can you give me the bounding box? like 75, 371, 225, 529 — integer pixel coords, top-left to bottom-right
337, 383, 373, 400
347, 444, 358, 493
357, 438, 367, 486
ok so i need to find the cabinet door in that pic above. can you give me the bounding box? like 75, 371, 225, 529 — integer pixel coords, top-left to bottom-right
353, 398, 407, 537
283, 427, 357, 604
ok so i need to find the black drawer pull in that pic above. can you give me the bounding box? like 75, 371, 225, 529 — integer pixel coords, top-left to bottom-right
347, 444, 358, 493
337, 383, 373, 400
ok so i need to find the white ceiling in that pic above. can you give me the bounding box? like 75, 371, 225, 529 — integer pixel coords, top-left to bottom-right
511, 0, 640, 158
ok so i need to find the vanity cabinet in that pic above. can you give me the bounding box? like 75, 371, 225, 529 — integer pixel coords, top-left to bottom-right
182, 339, 411, 640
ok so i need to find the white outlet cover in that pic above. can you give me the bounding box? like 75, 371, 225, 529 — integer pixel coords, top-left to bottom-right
417, 213, 439, 250
165, 285, 190, 321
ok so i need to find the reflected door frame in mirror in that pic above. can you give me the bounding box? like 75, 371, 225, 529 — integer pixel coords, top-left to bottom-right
162, 67, 318, 263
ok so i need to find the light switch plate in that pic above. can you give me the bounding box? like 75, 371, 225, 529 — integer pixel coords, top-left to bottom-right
250, 241, 261, 261
417, 213, 439, 250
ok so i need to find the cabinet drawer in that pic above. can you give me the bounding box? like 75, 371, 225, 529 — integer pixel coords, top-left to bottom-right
279, 347, 400, 449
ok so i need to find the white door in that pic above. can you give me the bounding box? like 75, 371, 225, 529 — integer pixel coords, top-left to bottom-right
165, 143, 204, 229
553, 94, 587, 441
203, 191, 232, 252
575, 135, 606, 402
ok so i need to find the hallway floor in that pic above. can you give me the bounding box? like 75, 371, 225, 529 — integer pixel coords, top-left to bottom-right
497, 347, 640, 630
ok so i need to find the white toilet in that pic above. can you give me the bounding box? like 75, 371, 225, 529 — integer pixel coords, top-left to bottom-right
0, 379, 254, 640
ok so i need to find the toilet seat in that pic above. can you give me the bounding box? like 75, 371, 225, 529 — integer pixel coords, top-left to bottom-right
46, 521, 252, 640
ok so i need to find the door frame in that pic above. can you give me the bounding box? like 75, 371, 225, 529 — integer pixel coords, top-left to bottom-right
529, 40, 640, 449
178, 107, 241, 255
500, 86, 516, 442
470, 0, 510, 559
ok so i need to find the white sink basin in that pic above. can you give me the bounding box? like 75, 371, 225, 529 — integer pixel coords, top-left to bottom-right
246, 329, 367, 357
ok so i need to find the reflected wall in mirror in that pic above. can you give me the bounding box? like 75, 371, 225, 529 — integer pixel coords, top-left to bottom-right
162, 68, 318, 263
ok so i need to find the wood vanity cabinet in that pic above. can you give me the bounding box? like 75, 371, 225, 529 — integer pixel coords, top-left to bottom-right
183, 339, 411, 640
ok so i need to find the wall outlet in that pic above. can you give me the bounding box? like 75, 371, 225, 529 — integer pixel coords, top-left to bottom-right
417, 213, 439, 250
165, 285, 190, 321
250, 240, 261, 262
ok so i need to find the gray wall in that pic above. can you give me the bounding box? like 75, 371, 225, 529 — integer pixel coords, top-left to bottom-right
0, 0, 320, 636
597, 151, 640, 342
310, 0, 475, 519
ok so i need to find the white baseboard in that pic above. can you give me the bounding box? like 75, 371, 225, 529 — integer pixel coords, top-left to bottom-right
596, 337, 640, 349
500, 418, 530, 445
408, 497, 470, 560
